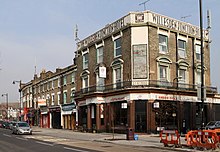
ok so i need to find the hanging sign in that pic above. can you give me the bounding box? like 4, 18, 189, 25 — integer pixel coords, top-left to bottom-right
99, 67, 106, 78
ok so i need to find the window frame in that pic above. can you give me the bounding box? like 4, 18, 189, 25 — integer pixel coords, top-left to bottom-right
159, 34, 168, 54
159, 65, 168, 81
63, 90, 67, 104
112, 32, 122, 58
96, 46, 104, 64
114, 38, 122, 57
178, 39, 186, 58
82, 51, 89, 69
51, 93, 55, 105
195, 44, 201, 61
63, 75, 67, 86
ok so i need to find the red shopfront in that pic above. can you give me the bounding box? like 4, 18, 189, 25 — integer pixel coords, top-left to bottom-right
40, 106, 50, 128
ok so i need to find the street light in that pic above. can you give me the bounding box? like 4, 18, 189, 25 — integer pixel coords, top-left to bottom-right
172, 76, 182, 131
199, 0, 205, 130
1, 93, 8, 120
13, 80, 22, 121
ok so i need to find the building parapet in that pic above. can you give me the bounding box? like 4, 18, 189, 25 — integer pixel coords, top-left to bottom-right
77, 10, 208, 50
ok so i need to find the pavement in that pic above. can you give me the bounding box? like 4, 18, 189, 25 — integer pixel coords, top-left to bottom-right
30, 126, 216, 152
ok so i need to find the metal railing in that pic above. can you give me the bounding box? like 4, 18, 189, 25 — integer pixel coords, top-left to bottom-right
75, 80, 218, 97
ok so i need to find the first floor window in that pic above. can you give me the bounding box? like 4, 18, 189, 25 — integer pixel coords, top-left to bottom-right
57, 93, 61, 105
115, 67, 122, 88
178, 69, 186, 83
82, 76, 89, 93
96, 75, 105, 91
111, 59, 123, 89
51, 94, 55, 105
159, 65, 168, 81
196, 71, 201, 85
71, 89, 75, 103
63, 91, 67, 104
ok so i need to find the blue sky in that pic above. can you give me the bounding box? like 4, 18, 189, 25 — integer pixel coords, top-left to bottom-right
0, 0, 219, 102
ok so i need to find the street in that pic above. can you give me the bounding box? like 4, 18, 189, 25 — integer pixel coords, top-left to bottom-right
0, 129, 99, 152
0, 127, 189, 152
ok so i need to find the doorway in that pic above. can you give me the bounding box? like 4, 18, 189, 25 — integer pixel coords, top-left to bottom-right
135, 100, 147, 133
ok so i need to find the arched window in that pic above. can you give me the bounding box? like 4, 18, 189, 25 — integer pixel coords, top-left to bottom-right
111, 59, 124, 89
80, 70, 90, 93
156, 56, 172, 82
177, 60, 189, 88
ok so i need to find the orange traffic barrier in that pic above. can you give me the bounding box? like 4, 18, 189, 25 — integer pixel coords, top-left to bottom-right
160, 130, 181, 147
185, 130, 219, 150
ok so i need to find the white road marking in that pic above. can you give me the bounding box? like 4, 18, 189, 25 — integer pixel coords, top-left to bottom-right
64, 147, 90, 152
16, 137, 28, 141
35, 141, 54, 146
3, 134, 12, 137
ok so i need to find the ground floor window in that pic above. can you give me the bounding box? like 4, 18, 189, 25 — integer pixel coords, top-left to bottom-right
112, 102, 127, 127
154, 101, 177, 130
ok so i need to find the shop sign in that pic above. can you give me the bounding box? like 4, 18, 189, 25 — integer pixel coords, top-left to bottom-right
62, 103, 76, 111
49, 106, 61, 112
106, 94, 129, 103
38, 99, 46, 107
40, 106, 48, 114
78, 100, 86, 106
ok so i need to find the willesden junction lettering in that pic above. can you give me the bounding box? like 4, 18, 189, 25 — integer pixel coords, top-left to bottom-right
151, 12, 202, 38
77, 11, 208, 49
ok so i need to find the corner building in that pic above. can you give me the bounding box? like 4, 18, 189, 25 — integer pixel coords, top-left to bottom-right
75, 11, 219, 133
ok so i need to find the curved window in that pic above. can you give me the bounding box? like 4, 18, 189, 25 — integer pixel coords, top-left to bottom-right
156, 56, 172, 82
177, 60, 189, 85
111, 59, 124, 89
80, 70, 90, 93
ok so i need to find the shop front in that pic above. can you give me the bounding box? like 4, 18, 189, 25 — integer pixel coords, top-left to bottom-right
61, 102, 76, 130
40, 106, 49, 128
49, 106, 61, 129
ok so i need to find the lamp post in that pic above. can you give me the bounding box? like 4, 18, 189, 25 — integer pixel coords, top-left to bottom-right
199, 0, 205, 130
13, 80, 22, 121
172, 76, 182, 131
1, 93, 8, 120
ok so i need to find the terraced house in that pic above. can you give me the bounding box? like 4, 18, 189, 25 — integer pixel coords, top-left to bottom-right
20, 65, 77, 129
20, 10, 220, 133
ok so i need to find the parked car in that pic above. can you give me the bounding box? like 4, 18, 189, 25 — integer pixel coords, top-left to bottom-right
0, 120, 3, 128
2, 121, 10, 129
12, 122, 32, 135
9, 121, 17, 130
205, 121, 220, 130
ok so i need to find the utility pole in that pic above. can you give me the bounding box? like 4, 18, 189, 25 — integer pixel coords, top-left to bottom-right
199, 0, 205, 129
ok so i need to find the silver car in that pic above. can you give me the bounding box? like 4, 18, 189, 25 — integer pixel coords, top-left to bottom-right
12, 122, 32, 135
205, 121, 220, 130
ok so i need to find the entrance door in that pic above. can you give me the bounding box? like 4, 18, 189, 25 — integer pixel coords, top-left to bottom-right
136, 113, 146, 132
135, 101, 147, 133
